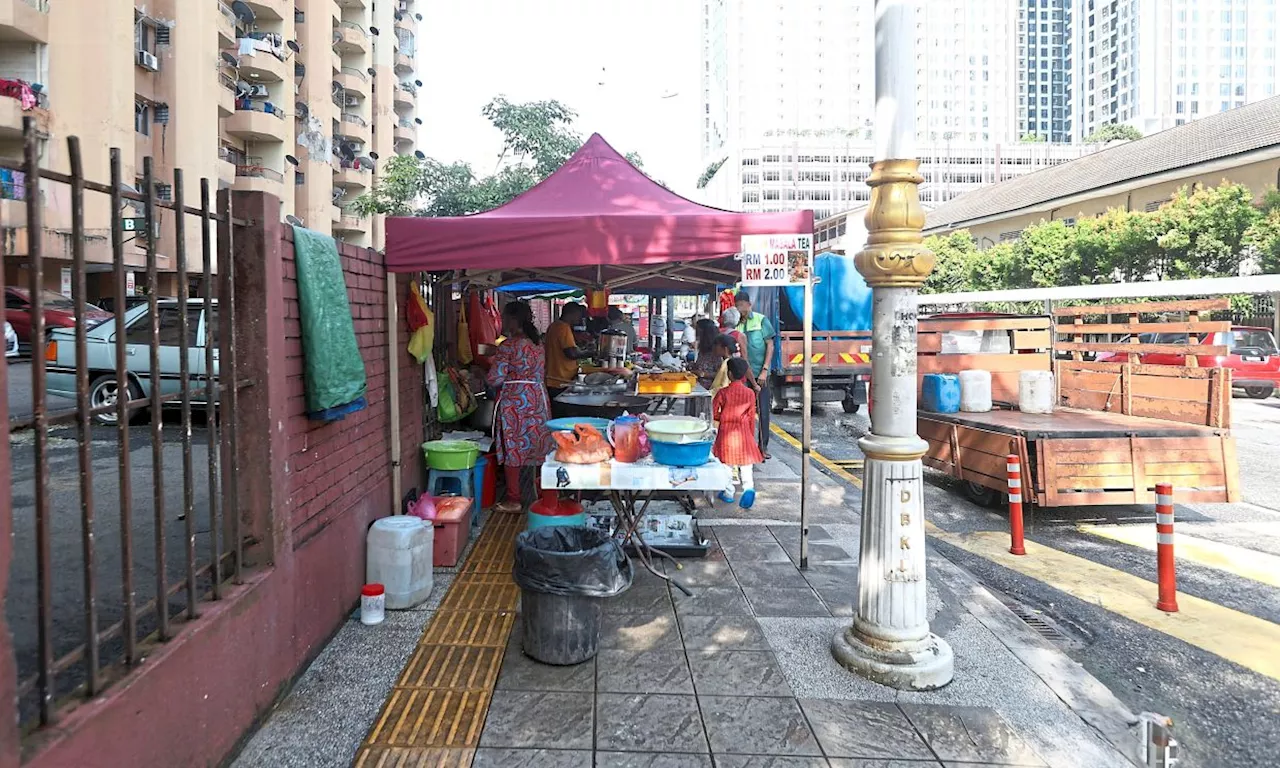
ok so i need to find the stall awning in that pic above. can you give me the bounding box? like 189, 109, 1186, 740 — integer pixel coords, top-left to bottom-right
385, 133, 813, 286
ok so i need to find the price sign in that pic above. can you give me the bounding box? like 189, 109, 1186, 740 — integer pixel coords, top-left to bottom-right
739, 233, 813, 286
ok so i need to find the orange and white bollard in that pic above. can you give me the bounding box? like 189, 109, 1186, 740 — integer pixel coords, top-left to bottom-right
1007, 454, 1026, 556
1155, 483, 1178, 613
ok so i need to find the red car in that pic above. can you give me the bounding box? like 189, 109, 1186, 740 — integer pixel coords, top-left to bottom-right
4, 287, 111, 351
1098, 326, 1280, 399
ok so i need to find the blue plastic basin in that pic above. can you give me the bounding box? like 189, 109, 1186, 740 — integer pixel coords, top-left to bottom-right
650, 439, 713, 467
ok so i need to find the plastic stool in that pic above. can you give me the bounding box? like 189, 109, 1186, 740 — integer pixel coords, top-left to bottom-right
470, 456, 489, 531
428, 468, 476, 528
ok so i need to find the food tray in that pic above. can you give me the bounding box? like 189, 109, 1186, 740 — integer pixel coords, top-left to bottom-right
637, 373, 696, 395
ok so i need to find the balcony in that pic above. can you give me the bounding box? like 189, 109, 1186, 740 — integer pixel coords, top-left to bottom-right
331, 204, 343, 225
241, 0, 288, 22
335, 112, 370, 144
335, 0, 366, 8
233, 163, 284, 194
224, 106, 288, 142
394, 83, 416, 111
0, 0, 50, 44
394, 13, 416, 34
334, 207, 366, 233
394, 120, 415, 146
333, 22, 368, 56
335, 67, 368, 98
217, 72, 236, 117
216, 2, 237, 47
333, 163, 369, 191
394, 52, 414, 75
0, 85, 48, 139
232, 39, 288, 82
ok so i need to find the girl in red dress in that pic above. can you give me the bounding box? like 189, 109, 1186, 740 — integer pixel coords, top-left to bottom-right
712, 357, 766, 508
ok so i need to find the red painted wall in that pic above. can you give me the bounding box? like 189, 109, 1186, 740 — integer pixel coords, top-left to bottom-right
2, 193, 426, 768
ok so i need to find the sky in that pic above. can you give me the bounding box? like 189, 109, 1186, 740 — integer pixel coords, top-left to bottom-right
417, 0, 703, 196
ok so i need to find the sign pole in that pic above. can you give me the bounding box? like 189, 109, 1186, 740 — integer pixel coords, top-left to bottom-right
800, 264, 813, 570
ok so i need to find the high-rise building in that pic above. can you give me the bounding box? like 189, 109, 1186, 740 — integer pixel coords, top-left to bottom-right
1070, 0, 1278, 141
0, 0, 419, 300
698, 0, 1082, 214
1018, 0, 1073, 142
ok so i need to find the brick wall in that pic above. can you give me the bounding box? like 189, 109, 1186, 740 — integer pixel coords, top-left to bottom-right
281, 236, 425, 541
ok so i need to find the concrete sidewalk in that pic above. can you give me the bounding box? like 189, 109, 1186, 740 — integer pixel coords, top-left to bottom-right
231, 449, 1139, 767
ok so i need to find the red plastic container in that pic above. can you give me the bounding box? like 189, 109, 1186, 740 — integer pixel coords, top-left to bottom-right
481, 451, 497, 509
432, 500, 471, 567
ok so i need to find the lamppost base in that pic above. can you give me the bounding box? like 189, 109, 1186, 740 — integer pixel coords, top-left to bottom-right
831, 625, 954, 691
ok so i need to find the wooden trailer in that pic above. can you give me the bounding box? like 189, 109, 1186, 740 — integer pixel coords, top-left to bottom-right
917, 300, 1241, 507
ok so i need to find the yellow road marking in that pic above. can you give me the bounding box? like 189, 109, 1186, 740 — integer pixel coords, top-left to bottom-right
1079, 524, 1280, 588
931, 529, 1280, 683
770, 424, 863, 488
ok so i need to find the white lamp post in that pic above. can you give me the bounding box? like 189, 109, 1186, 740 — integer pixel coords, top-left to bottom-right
830, 0, 954, 691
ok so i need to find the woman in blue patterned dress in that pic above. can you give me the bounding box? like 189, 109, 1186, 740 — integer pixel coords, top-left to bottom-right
487, 301, 553, 512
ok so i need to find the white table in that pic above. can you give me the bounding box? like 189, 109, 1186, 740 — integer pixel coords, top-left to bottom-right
541, 454, 731, 593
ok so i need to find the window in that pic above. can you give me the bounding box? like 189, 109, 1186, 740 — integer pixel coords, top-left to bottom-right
135, 19, 155, 55
135, 100, 150, 136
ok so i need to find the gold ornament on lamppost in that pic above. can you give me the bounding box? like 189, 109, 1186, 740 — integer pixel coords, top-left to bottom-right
854, 159, 936, 288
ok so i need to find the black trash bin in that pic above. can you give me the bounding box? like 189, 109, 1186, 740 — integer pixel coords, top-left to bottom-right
513, 526, 633, 665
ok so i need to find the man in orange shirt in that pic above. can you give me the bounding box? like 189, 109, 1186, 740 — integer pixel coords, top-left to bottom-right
545, 302, 587, 415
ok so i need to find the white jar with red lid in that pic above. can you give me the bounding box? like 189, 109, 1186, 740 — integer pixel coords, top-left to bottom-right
361, 583, 386, 626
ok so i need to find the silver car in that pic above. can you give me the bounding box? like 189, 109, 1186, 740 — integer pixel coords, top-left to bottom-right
45, 299, 219, 425
4, 321, 16, 358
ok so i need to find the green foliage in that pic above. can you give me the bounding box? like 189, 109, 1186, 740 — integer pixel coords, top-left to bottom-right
697, 157, 728, 189
1083, 123, 1144, 143
927, 180, 1277, 295
1019, 133, 1047, 143
352, 95, 651, 218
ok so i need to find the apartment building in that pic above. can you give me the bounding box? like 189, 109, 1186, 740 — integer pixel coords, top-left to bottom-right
1019, 0, 1073, 142
0, 0, 419, 300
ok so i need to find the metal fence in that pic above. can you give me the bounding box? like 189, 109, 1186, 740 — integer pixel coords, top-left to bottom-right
3, 117, 246, 729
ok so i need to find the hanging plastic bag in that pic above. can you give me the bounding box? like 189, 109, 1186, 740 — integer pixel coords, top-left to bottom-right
456, 298, 473, 366
406, 282, 435, 364
468, 289, 499, 358
438, 374, 461, 422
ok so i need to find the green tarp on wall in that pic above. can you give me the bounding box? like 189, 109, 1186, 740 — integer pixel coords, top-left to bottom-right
292, 225, 368, 420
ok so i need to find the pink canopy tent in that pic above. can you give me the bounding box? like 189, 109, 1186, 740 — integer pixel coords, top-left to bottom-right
384, 133, 813, 288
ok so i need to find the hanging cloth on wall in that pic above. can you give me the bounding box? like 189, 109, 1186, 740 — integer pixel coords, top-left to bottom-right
291, 225, 368, 421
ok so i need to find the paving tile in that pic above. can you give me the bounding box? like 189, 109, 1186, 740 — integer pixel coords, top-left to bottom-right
597, 648, 695, 694
668, 559, 741, 587
799, 701, 934, 761
602, 612, 685, 651
672, 586, 752, 616
700, 695, 821, 756
478, 690, 594, 750
741, 587, 831, 617
596, 752, 714, 767
796, 543, 857, 565
596, 693, 709, 753
471, 747, 593, 767
353, 746, 476, 767
719, 540, 794, 564
799, 564, 859, 592
731, 562, 812, 588
810, 584, 855, 617
898, 705, 1047, 766
828, 761, 943, 767
678, 614, 772, 652
713, 757, 834, 768
495, 644, 596, 692
605, 584, 675, 615
688, 650, 792, 697
768, 525, 833, 544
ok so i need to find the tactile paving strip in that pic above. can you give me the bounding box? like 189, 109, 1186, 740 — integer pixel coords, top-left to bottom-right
361, 510, 525, 764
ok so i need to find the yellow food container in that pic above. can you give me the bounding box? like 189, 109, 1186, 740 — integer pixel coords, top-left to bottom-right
637, 373, 696, 394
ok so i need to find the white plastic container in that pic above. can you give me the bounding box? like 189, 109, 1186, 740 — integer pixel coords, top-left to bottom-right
366, 516, 434, 610
1018, 370, 1055, 414
361, 584, 385, 626
959, 370, 993, 413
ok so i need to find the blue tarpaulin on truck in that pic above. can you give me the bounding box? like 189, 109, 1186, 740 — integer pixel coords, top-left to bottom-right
780, 252, 872, 331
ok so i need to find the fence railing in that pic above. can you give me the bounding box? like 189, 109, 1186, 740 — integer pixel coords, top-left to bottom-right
235, 164, 284, 183
1, 116, 247, 730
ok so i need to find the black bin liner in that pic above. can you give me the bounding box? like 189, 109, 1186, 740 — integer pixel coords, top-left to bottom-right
512, 526, 633, 598
513, 526, 633, 665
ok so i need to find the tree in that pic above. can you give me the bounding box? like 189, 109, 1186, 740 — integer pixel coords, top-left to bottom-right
922, 231, 979, 294
353, 96, 655, 219
697, 157, 728, 189
1083, 123, 1143, 143
1019, 133, 1047, 143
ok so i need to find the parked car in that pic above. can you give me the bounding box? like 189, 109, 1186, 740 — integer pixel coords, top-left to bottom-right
96, 295, 156, 315
45, 299, 219, 425
5, 321, 17, 358
1097, 326, 1280, 399
4, 286, 111, 351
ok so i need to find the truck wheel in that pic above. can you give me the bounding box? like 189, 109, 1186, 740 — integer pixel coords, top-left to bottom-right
1244, 386, 1274, 399
841, 397, 860, 414
962, 481, 1000, 507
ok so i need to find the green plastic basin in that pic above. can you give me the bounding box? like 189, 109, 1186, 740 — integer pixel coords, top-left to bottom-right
423, 440, 480, 470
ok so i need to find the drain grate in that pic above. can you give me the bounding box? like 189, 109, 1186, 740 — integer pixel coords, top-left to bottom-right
998, 598, 1087, 651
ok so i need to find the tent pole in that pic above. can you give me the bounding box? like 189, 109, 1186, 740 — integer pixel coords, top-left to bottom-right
666, 295, 674, 352
387, 272, 402, 516
800, 265, 813, 570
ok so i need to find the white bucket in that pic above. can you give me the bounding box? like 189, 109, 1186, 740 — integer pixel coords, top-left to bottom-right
959, 370, 993, 412
1019, 370, 1055, 414
366, 517, 434, 610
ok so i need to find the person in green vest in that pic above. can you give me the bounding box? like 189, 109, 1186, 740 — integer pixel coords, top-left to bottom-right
735, 290, 775, 458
